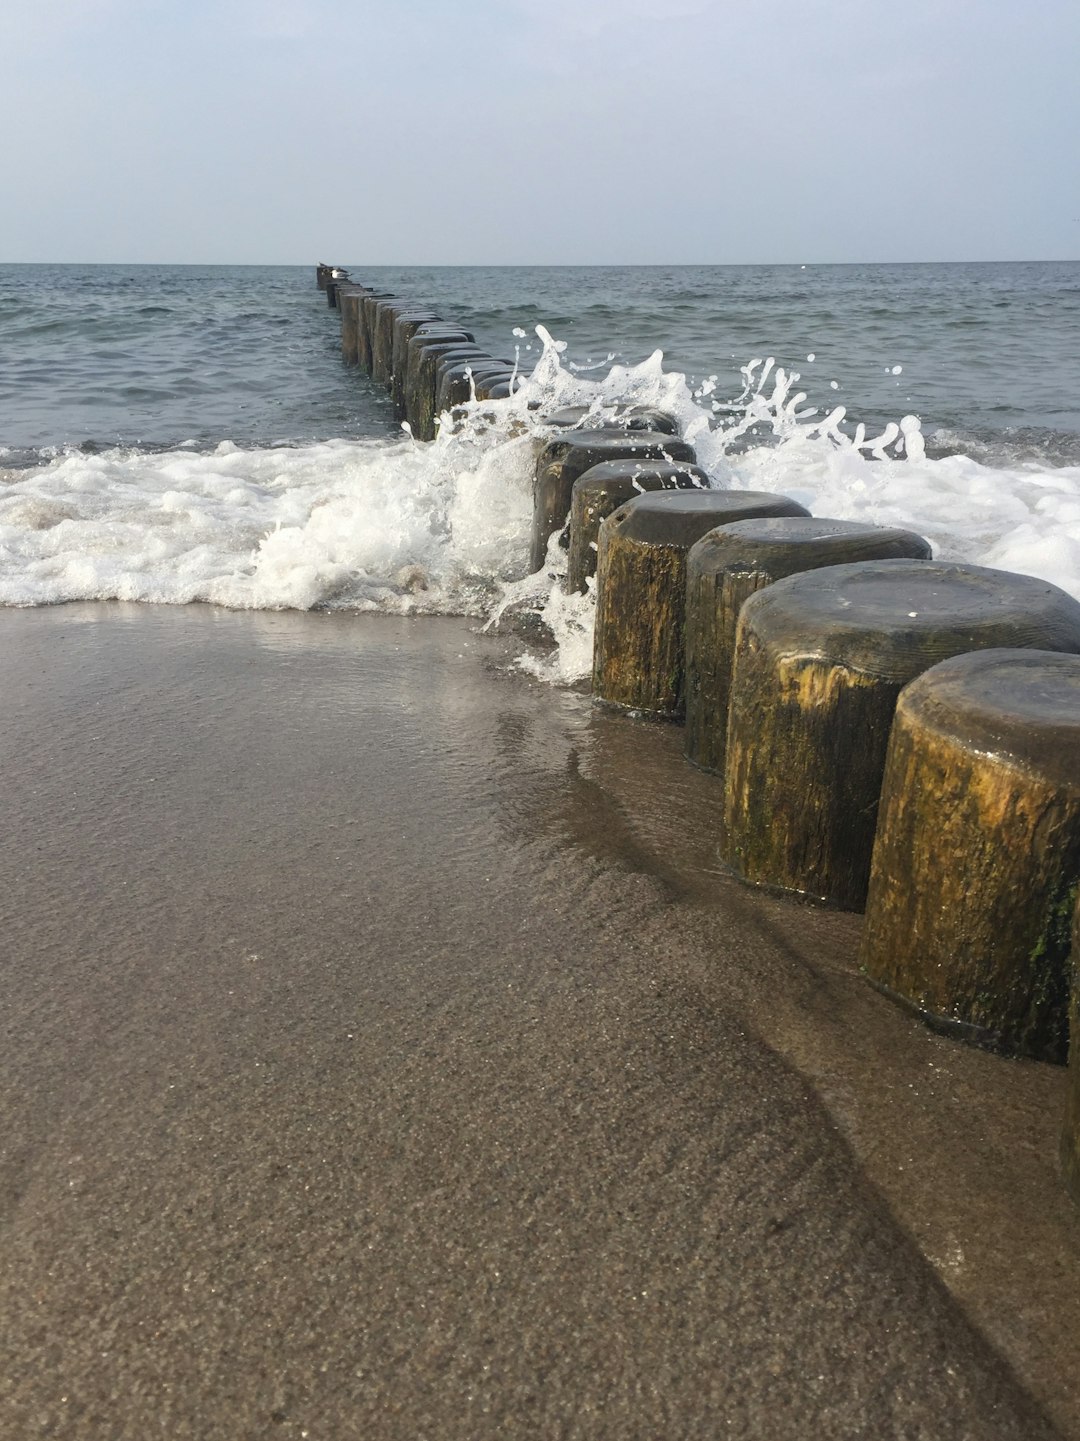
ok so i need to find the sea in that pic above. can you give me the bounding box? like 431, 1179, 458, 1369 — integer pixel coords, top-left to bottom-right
2, 261, 1079, 680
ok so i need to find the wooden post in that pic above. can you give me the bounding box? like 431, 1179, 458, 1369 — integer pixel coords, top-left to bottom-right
592, 490, 809, 720
358, 293, 394, 375
566, 459, 711, 593
1062, 891, 1080, 1202
473, 370, 520, 401
371, 300, 461, 389
390, 311, 444, 416
404, 336, 481, 439
435, 357, 515, 418
532, 430, 697, 573
860, 650, 1080, 1061
337, 284, 369, 367
684, 518, 932, 775
370, 299, 411, 386
721, 561, 1080, 911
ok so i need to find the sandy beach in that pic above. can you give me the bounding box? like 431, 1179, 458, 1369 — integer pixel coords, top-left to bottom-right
2, 602, 1078, 1439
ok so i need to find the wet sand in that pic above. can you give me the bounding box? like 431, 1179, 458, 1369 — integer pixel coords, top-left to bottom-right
1, 603, 1078, 1440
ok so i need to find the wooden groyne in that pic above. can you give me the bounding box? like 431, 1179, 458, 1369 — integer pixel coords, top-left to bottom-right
316, 264, 1080, 1204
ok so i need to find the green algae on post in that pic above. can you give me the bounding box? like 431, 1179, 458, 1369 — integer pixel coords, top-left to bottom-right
591, 490, 809, 721
861, 649, 1080, 1061
407, 340, 489, 440
532, 430, 697, 574
1063, 890, 1080, 1203
566, 459, 711, 594
684, 518, 932, 777
389, 310, 443, 416
721, 560, 1080, 911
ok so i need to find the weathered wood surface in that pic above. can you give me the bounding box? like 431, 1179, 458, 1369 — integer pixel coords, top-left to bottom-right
592, 491, 809, 719
358, 293, 394, 375
435, 358, 513, 411
532, 430, 697, 573
1063, 891, 1080, 1203
406, 342, 490, 439
389, 311, 442, 415
337, 285, 369, 367
474, 372, 520, 401
721, 560, 1080, 911
566, 460, 711, 593
368, 298, 407, 383
396, 326, 471, 430
383, 318, 455, 400
684, 518, 932, 775
860, 649, 1080, 1061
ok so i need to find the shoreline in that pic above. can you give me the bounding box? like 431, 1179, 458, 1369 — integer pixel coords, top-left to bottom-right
1, 601, 1077, 1438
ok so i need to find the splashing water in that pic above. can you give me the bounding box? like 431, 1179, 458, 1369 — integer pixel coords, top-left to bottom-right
2, 326, 1078, 688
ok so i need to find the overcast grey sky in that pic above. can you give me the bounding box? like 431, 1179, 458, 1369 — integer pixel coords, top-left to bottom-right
3, 0, 1077, 264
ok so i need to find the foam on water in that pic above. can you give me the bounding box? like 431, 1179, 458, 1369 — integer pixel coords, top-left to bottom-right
0, 428, 536, 613
2, 327, 1079, 688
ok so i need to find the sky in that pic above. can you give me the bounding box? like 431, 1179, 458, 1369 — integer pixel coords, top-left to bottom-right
3, 0, 1078, 265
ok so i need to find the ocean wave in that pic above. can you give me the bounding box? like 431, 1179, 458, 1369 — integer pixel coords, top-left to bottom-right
2, 331, 1079, 689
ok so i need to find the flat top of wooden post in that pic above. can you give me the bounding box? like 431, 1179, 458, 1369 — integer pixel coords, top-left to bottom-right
574, 459, 709, 489
539, 429, 692, 465
609, 489, 809, 547
689, 517, 932, 576
740, 559, 1080, 679
895, 648, 1080, 785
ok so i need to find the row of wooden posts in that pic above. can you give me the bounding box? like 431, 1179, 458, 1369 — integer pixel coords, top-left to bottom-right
317, 264, 1080, 1204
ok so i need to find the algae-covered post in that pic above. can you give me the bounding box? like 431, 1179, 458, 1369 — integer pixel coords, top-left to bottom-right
405, 334, 481, 439
1063, 890, 1080, 1203
684, 518, 932, 777
370, 298, 411, 384
433, 355, 513, 423
532, 430, 698, 574
721, 560, 1080, 911
358, 293, 392, 375
566, 459, 711, 594
390, 311, 443, 416
860, 649, 1080, 1061
591, 490, 809, 721
424, 349, 492, 427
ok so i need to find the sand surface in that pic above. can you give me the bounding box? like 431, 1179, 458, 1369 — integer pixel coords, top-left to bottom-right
1, 603, 1078, 1440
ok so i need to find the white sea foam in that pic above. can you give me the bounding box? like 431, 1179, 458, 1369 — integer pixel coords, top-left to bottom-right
2, 328, 1079, 689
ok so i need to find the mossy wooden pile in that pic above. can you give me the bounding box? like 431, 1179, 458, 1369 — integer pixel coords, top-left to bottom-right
432, 355, 504, 419
592, 490, 809, 719
684, 517, 932, 775
390, 310, 442, 414
317, 264, 1080, 1205
721, 560, 1080, 910
532, 430, 697, 573
860, 649, 1080, 1061
1063, 891, 1080, 1202
566, 459, 710, 592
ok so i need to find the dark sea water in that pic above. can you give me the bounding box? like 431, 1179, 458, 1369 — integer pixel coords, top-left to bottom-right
1, 262, 1078, 626
3, 262, 1080, 461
